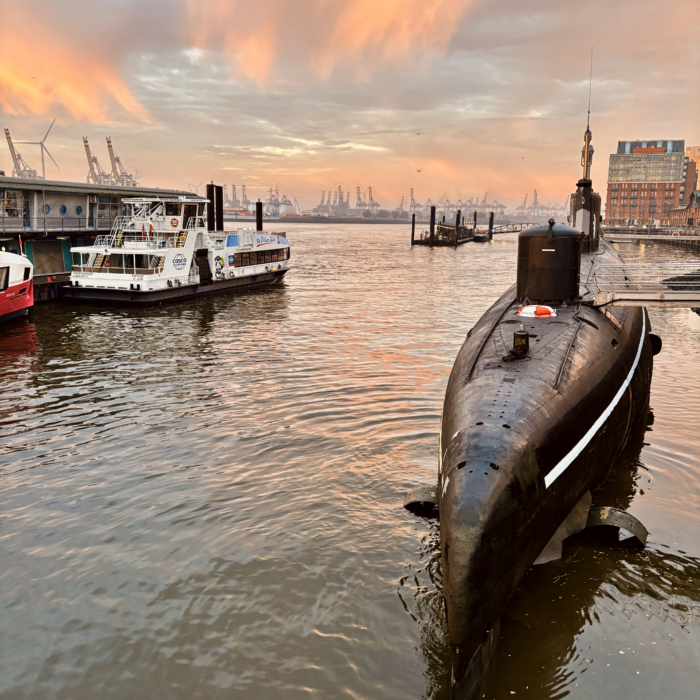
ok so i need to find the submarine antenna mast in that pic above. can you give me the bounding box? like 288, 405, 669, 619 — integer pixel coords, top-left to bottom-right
582, 47, 594, 181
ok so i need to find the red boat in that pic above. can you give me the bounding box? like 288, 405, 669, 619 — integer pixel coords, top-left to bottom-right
0, 250, 34, 324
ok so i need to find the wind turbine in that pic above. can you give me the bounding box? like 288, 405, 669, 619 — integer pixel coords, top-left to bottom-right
188, 181, 204, 195
289, 192, 302, 214
16, 119, 59, 180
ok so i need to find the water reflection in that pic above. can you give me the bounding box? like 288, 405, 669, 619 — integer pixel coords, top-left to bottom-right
1, 229, 698, 699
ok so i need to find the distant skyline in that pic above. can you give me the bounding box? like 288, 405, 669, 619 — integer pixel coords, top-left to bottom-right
1, 0, 698, 211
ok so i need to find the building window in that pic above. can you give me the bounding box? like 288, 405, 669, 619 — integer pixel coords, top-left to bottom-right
59, 205, 67, 216
76, 205, 83, 216
43, 204, 50, 215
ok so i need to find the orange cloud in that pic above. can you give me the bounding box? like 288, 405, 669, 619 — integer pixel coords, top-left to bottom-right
0, 23, 149, 122
186, 0, 474, 82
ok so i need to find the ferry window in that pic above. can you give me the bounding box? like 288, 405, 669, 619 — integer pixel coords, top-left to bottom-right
242, 253, 250, 266
23, 266, 30, 281
76, 205, 83, 216
282, 247, 290, 260
271, 250, 278, 262
264, 251, 272, 263
60, 205, 67, 216
0, 267, 8, 291
250, 252, 258, 265
165, 203, 180, 216
234, 253, 242, 267
43, 204, 50, 215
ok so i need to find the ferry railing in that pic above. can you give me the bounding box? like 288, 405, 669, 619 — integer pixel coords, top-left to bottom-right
187, 217, 205, 230
75, 266, 159, 275
91, 233, 179, 250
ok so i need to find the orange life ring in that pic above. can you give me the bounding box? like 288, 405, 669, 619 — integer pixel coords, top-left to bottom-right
104, 259, 111, 268
171, 218, 179, 228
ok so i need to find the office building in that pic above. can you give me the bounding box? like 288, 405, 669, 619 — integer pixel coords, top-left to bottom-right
605, 140, 697, 225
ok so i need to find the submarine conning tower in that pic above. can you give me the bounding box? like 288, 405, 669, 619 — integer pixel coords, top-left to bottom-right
516, 123, 602, 305
569, 121, 602, 254
516, 221, 584, 304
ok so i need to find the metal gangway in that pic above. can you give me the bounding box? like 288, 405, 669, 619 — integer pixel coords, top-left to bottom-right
592, 263, 700, 307
491, 223, 538, 235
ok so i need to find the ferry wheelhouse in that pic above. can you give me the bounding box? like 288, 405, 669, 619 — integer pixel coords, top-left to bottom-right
0, 249, 34, 324
64, 196, 290, 303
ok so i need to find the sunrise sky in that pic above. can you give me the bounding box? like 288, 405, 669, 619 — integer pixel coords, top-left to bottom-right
1, 0, 698, 211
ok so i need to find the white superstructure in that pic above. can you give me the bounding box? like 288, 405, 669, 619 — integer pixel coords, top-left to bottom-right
68, 196, 290, 300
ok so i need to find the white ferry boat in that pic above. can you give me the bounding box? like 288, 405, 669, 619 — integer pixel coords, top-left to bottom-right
64, 196, 290, 303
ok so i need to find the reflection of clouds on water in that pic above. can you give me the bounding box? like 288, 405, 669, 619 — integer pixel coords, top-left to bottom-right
2, 227, 699, 699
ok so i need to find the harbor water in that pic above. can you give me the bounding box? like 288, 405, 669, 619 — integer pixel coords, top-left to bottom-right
1, 225, 698, 699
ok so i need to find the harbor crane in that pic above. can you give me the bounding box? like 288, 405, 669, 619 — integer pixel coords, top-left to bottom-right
83, 137, 111, 184
12, 120, 59, 180
356, 186, 365, 210
5, 127, 43, 180
4, 127, 38, 178
106, 137, 138, 187
241, 186, 250, 208
367, 186, 379, 212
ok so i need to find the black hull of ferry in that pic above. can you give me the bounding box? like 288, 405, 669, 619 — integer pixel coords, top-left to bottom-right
61, 269, 287, 305
438, 246, 653, 698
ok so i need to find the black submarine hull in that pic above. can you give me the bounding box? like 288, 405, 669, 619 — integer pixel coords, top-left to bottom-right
438, 241, 653, 697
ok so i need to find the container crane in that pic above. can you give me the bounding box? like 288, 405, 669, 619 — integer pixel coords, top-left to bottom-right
83, 137, 111, 184
4, 128, 38, 179
106, 137, 138, 186
367, 187, 379, 212
13, 120, 59, 180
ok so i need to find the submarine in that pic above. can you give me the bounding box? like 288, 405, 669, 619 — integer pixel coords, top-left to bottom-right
417, 124, 661, 697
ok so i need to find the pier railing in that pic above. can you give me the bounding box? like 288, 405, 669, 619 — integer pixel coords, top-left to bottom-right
592, 263, 700, 307
0, 216, 117, 234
